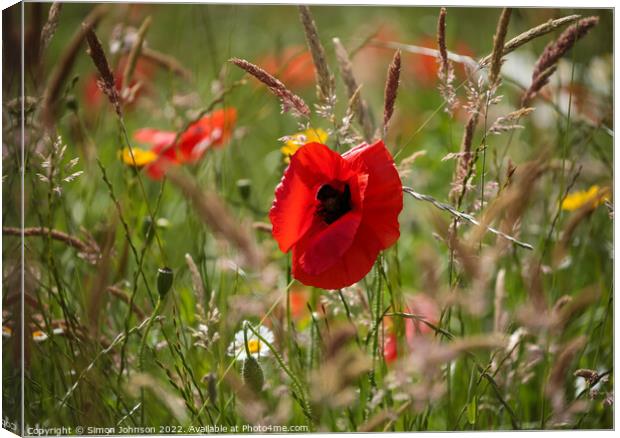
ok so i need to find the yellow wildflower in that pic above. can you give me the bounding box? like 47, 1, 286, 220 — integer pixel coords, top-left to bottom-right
561, 185, 610, 211
119, 147, 158, 167
280, 128, 328, 162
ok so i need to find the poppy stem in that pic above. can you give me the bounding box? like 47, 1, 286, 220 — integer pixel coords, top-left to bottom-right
337, 289, 361, 346
242, 321, 252, 358
402, 187, 534, 250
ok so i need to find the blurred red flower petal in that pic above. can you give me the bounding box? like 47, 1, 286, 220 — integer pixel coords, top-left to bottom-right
382, 316, 398, 364
407, 36, 475, 88
134, 129, 176, 149
83, 56, 155, 110
405, 294, 440, 350
288, 287, 310, 320
132, 108, 237, 180
383, 332, 398, 364
256, 45, 315, 89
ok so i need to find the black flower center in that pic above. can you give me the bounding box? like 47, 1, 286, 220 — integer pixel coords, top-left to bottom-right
316, 183, 352, 224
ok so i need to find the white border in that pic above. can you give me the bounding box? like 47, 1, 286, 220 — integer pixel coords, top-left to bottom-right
0, 1, 616, 437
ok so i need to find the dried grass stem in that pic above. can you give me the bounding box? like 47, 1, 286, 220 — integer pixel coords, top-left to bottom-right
437, 8, 449, 78
229, 57, 310, 117
489, 8, 512, 86
403, 187, 534, 250
298, 5, 334, 101
478, 14, 582, 66
39, 3, 63, 56
122, 16, 152, 90
523, 16, 599, 104
333, 37, 374, 141
3, 226, 99, 255
141, 47, 193, 80
41, 4, 108, 129
84, 27, 121, 116
167, 169, 263, 269
383, 50, 401, 138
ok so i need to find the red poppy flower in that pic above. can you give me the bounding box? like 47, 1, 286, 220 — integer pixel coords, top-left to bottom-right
269, 140, 402, 290
132, 108, 237, 179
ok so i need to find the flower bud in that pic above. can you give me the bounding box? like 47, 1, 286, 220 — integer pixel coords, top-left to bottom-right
65, 94, 78, 112
157, 267, 174, 298
241, 355, 264, 393
202, 372, 217, 405
236, 179, 252, 201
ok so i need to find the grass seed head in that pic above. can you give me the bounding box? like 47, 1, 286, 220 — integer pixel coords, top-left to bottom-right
524, 16, 599, 103
298, 5, 335, 103
383, 49, 401, 138
229, 57, 310, 117
85, 27, 122, 116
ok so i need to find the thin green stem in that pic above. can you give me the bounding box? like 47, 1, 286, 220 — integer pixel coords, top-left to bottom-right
244, 322, 314, 424
138, 297, 162, 424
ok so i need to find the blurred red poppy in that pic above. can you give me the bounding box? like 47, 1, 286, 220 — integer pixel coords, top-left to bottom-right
352, 24, 405, 87
130, 107, 237, 179
290, 289, 308, 319
404, 294, 440, 350
269, 140, 402, 290
382, 316, 398, 364
406, 36, 475, 88
287, 287, 310, 320
256, 45, 315, 89
383, 332, 398, 363
83, 56, 155, 110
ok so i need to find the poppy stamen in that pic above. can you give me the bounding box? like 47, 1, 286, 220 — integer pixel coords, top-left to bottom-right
316, 183, 352, 224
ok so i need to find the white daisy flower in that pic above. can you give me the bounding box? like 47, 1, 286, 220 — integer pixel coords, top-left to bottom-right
31, 327, 64, 342
52, 327, 65, 336
227, 324, 274, 360
32, 330, 49, 342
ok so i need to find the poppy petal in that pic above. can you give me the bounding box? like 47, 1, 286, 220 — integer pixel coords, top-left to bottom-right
177, 108, 238, 160
292, 221, 383, 290
207, 107, 237, 146
290, 142, 353, 188
145, 157, 175, 180
344, 140, 402, 248
270, 142, 351, 253
134, 129, 176, 149
269, 170, 316, 253
296, 209, 362, 276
